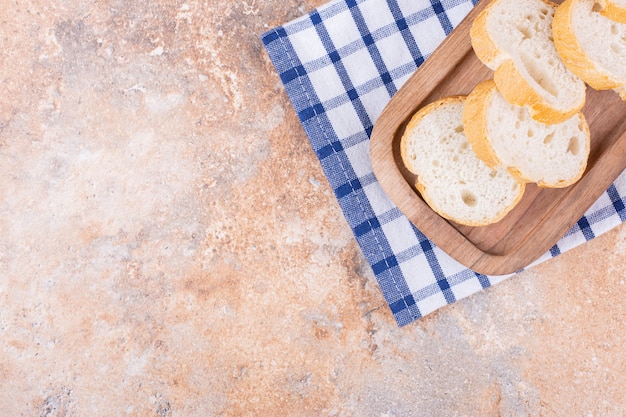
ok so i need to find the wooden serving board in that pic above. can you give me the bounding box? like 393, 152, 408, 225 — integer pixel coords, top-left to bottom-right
369, 0, 626, 275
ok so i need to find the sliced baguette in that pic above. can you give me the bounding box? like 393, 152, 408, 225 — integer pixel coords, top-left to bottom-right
553, 0, 626, 100
463, 80, 590, 188
470, 0, 586, 123
400, 97, 525, 226
598, 0, 626, 23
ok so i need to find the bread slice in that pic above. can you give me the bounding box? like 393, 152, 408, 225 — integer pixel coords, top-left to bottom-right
400, 97, 525, 226
553, 0, 626, 99
470, 0, 586, 123
463, 80, 590, 188
598, 0, 626, 23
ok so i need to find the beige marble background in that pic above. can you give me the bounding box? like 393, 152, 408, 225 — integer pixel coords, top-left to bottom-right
1, 0, 626, 415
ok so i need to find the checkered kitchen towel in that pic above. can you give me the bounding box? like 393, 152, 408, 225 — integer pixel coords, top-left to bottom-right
261, 0, 626, 326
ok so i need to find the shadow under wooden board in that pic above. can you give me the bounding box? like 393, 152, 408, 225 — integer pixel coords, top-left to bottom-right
370, 0, 626, 275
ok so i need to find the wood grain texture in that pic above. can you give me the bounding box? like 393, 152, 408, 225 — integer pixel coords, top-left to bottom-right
369, 0, 626, 275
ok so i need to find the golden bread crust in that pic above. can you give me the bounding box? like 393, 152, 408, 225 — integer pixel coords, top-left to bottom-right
599, 0, 626, 23
469, 7, 500, 68
553, 0, 623, 91
494, 60, 583, 123
462, 79, 502, 169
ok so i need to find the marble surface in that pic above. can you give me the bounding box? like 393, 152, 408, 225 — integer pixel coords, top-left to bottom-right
1, 0, 626, 415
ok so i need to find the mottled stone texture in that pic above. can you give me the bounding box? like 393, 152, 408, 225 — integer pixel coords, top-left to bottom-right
1, 0, 625, 416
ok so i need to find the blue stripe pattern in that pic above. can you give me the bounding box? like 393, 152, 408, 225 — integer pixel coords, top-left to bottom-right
261, 0, 626, 326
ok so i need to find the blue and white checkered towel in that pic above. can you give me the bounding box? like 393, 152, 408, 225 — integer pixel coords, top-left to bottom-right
261, 0, 626, 326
